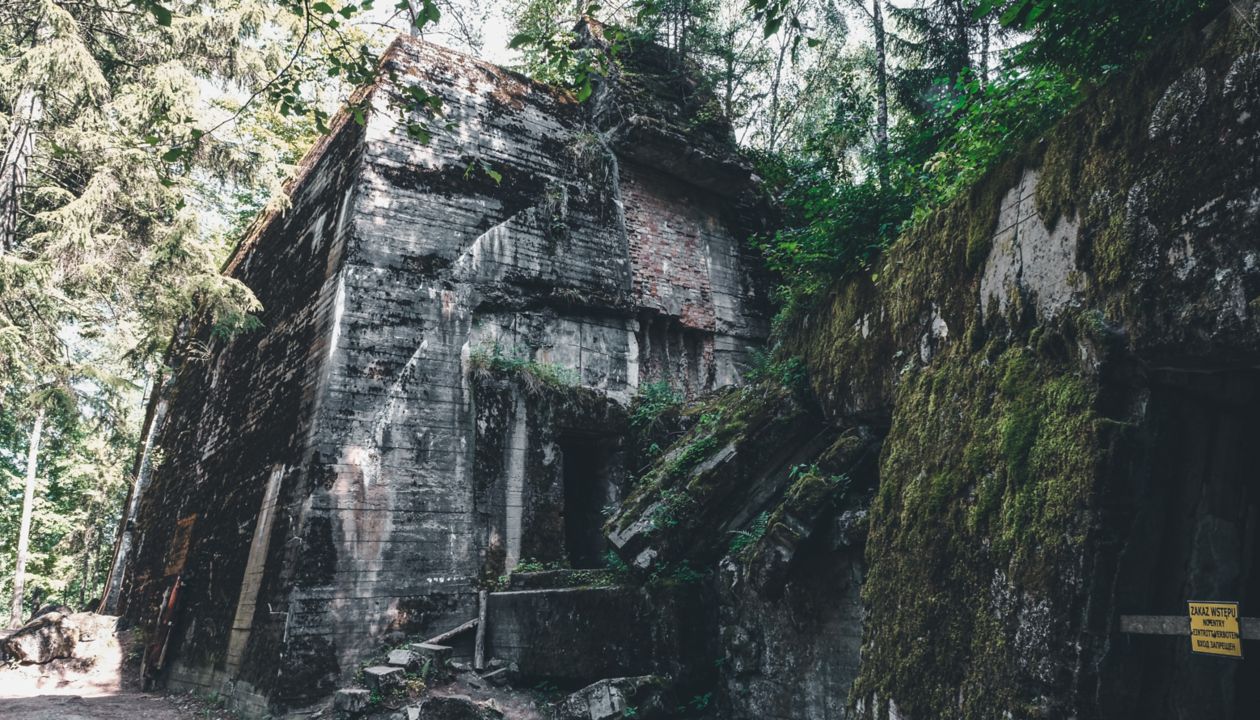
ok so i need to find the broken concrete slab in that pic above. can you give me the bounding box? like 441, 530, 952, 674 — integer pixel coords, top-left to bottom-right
553, 675, 668, 720
506, 569, 618, 590
479, 666, 512, 687
415, 695, 504, 719
362, 665, 405, 692
334, 688, 371, 716
387, 648, 417, 669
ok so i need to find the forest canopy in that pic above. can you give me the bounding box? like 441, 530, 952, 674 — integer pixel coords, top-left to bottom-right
0, 0, 1225, 622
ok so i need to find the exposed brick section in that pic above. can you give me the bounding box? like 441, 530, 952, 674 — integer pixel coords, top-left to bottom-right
623, 162, 718, 332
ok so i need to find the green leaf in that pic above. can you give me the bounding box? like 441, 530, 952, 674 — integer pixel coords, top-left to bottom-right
312, 1, 334, 14
973, 0, 1002, 18
999, 0, 1031, 27
422, 0, 440, 22
144, 1, 173, 27
161, 147, 184, 162
1026, 0, 1052, 24
508, 32, 535, 49
577, 78, 593, 103
406, 123, 432, 144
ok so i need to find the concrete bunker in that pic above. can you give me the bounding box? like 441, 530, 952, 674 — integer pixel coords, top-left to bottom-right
110, 22, 769, 716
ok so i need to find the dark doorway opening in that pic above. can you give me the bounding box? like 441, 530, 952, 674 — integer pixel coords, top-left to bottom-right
1109, 369, 1260, 720
560, 435, 614, 569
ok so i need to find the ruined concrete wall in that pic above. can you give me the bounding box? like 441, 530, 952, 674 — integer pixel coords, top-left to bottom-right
118, 111, 365, 712
485, 582, 716, 688
604, 385, 881, 719
471, 373, 628, 577
247, 43, 603, 703
119, 33, 769, 715
717, 531, 865, 720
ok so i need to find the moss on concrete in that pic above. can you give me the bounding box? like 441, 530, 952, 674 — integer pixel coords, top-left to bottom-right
851, 337, 1100, 719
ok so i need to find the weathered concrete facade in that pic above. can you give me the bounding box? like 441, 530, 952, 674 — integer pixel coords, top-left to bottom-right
113, 34, 768, 714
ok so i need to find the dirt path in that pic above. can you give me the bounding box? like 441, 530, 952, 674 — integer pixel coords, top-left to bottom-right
1, 618, 235, 720
2, 692, 190, 720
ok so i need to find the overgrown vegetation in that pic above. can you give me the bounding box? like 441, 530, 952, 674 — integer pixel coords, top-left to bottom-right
742, 0, 1224, 322
468, 344, 579, 392
727, 510, 770, 556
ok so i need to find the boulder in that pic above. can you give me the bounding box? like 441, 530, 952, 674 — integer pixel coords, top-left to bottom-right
29, 604, 73, 622
416, 695, 504, 719
3, 611, 78, 664
553, 676, 668, 720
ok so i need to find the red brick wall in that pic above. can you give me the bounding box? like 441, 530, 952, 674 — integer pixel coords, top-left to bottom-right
622, 162, 719, 333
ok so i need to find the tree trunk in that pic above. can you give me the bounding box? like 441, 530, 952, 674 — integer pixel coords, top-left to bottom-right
0, 89, 42, 257
873, 0, 889, 188
980, 19, 990, 86
9, 407, 45, 628
100, 375, 169, 614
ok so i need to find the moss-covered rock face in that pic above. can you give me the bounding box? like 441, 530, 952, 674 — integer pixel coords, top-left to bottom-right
605, 383, 835, 571
855, 341, 1102, 719
789, 4, 1260, 719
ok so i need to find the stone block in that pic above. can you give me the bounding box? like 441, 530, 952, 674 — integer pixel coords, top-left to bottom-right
334, 688, 371, 716
485, 587, 655, 682
409, 642, 452, 667
554, 676, 668, 720
362, 665, 405, 692
387, 648, 417, 669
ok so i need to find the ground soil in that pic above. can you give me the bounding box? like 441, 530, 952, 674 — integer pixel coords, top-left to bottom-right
1, 624, 238, 720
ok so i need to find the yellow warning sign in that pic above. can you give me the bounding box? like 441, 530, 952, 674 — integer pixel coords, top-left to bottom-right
1188, 601, 1242, 658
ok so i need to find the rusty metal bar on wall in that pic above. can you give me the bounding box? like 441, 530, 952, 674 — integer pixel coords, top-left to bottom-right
1120, 615, 1260, 639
